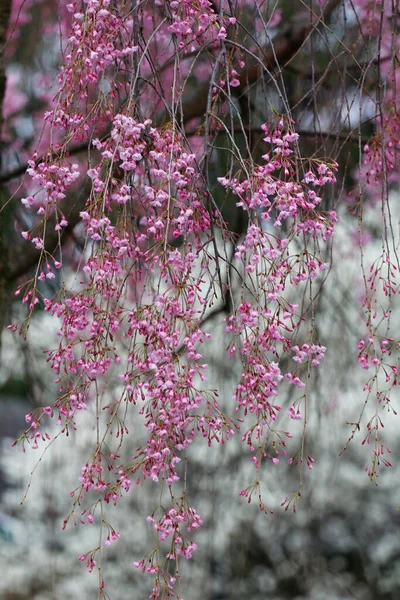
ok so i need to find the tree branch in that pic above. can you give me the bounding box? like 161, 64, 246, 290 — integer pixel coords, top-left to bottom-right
156, 0, 343, 126
0, 140, 91, 184
6, 192, 87, 283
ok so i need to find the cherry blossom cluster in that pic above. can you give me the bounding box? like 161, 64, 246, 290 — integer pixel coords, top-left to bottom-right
22, 155, 80, 213
11, 0, 343, 592
86, 113, 211, 246
38, 0, 175, 154
218, 118, 337, 501
13, 1, 389, 597
64, 0, 138, 88
292, 343, 326, 367
133, 497, 203, 599
125, 298, 235, 486
17, 98, 236, 597
218, 122, 337, 239
45, 1, 138, 130
165, 0, 242, 49
168, 0, 218, 42
149, 504, 202, 552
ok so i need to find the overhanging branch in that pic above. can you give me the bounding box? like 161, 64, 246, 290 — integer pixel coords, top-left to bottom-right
6, 192, 87, 283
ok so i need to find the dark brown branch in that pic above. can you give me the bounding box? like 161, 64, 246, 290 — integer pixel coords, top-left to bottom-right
156, 0, 343, 126
184, 124, 369, 145
0, 140, 91, 184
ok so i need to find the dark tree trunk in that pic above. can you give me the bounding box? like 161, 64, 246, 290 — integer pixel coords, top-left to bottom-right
0, 0, 13, 355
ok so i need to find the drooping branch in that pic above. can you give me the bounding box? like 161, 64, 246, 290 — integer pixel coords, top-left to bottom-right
6, 189, 87, 283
